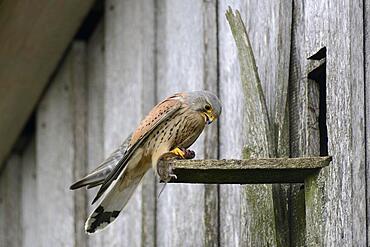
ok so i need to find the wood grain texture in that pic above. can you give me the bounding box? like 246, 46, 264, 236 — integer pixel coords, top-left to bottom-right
226, 7, 277, 246
365, 0, 370, 243
218, 2, 245, 245
168, 157, 331, 170
0, 0, 94, 167
325, 0, 366, 245
71, 43, 88, 247
0, 154, 22, 247
86, 21, 106, 247
238, 3, 293, 245
156, 1, 217, 246
103, 0, 156, 245
289, 1, 328, 245
201, 1, 219, 246
222, 2, 292, 246
304, 170, 326, 246
36, 43, 87, 247
138, 2, 156, 246
21, 139, 38, 247
163, 157, 331, 184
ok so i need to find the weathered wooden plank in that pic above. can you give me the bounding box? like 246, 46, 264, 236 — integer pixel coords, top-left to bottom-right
21, 139, 39, 247
0, 153, 22, 247
71, 43, 88, 247
163, 157, 331, 184
325, 0, 366, 245
218, 2, 245, 245
289, 1, 329, 245
365, 0, 370, 243
102, 0, 155, 245
239, 1, 293, 245
138, 2, 156, 246
156, 1, 218, 246
225, 7, 278, 246
168, 157, 331, 170
224, 4, 293, 246
219, 1, 293, 245
0, 0, 94, 167
36, 43, 87, 247
304, 170, 326, 246
85, 21, 105, 247
200, 1, 219, 246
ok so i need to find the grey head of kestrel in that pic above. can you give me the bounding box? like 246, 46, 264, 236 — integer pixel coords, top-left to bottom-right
187, 90, 222, 124
70, 90, 222, 234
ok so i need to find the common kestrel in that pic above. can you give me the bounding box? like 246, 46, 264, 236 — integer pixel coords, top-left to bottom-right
70, 90, 222, 233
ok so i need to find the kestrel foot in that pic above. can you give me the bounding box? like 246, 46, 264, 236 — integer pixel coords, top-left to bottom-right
180, 148, 195, 159
157, 152, 179, 183
170, 147, 196, 159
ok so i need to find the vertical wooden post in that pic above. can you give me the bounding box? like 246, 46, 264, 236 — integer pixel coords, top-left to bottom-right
156, 0, 218, 246
36, 43, 87, 247
202, 1, 219, 246
21, 139, 38, 247
289, 1, 329, 245
0, 154, 22, 247
325, 0, 366, 245
223, 4, 292, 246
304, 170, 327, 246
103, 0, 156, 245
365, 0, 370, 243
86, 22, 105, 247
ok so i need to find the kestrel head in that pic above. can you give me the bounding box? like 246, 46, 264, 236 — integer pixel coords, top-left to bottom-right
186, 90, 222, 125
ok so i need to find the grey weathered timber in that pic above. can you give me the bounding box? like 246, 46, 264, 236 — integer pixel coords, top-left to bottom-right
304, 170, 327, 246
224, 4, 293, 246
237, 1, 293, 245
21, 139, 39, 247
226, 7, 276, 246
0, 154, 22, 247
218, 2, 245, 244
365, 0, 370, 243
0, 0, 94, 167
138, 2, 156, 245
289, 1, 328, 245
200, 1, 219, 246
163, 157, 331, 184
86, 22, 105, 247
219, 1, 293, 246
36, 43, 87, 247
325, 0, 366, 245
103, 0, 155, 245
72, 43, 88, 247
156, 1, 217, 246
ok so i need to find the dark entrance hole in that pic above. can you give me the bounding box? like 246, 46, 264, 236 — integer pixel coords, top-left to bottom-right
308, 47, 328, 156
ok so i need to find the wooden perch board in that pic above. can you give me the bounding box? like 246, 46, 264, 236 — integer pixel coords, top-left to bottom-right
164, 156, 331, 184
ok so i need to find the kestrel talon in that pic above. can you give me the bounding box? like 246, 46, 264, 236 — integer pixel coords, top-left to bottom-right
70, 90, 222, 233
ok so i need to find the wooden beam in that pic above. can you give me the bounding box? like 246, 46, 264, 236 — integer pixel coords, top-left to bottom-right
164, 156, 331, 184
0, 0, 94, 167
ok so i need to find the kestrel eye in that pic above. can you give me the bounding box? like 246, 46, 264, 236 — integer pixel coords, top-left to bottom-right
204, 104, 211, 111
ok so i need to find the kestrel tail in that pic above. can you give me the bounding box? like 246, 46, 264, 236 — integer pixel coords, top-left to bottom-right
70, 90, 222, 234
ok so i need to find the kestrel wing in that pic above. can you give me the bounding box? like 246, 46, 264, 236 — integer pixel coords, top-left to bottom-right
91, 97, 182, 203
69, 133, 132, 190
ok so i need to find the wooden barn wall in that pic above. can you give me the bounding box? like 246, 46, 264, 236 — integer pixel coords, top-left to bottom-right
96, 0, 156, 246
219, 1, 293, 246
0, 0, 369, 246
366, 0, 370, 243
156, 1, 218, 246
325, 0, 366, 245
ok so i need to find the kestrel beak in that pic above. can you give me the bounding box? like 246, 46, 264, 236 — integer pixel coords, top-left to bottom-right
203, 111, 217, 125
